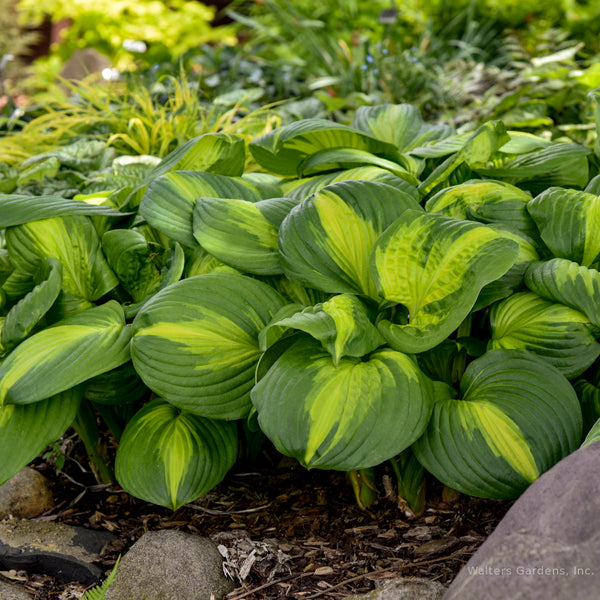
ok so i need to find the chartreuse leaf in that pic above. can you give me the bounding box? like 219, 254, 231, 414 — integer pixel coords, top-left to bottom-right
0, 194, 127, 227
5, 216, 118, 301
131, 273, 287, 420
115, 399, 238, 510
413, 350, 582, 499
527, 187, 600, 266
102, 230, 162, 303
0, 301, 131, 406
1, 258, 62, 352
524, 259, 600, 327
192, 197, 295, 275
0, 386, 82, 485
249, 119, 402, 176
259, 294, 384, 364
184, 247, 240, 277
418, 121, 510, 196
139, 171, 261, 248
281, 166, 419, 202
425, 180, 537, 240
278, 180, 423, 300
371, 211, 519, 353
251, 336, 433, 471
489, 291, 600, 378
582, 417, 600, 448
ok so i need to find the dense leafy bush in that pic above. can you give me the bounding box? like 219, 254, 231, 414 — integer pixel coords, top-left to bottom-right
1, 102, 600, 514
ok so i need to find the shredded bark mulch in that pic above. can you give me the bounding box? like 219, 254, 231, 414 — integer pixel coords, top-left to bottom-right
1, 436, 512, 599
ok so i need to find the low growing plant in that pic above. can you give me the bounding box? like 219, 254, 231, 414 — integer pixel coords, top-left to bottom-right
1, 103, 600, 515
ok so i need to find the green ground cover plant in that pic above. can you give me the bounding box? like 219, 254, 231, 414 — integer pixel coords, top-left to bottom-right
1, 102, 600, 517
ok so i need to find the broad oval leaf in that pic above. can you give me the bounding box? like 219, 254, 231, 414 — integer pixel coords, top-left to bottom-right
131, 273, 287, 419
371, 211, 519, 353
139, 171, 261, 248
1, 258, 62, 352
0, 386, 82, 485
527, 187, 600, 266
259, 294, 384, 364
278, 180, 423, 300
251, 336, 433, 471
249, 119, 402, 176
524, 258, 600, 327
489, 291, 600, 378
84, 362, 149, 406
5, 215, 118, 302
115, 399, 238, 510
0, 301, 131, 406
413, 349, 582, 499
192, 197, 282, 275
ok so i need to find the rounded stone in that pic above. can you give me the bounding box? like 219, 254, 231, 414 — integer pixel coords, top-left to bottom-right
0, 467, 54, 519
104, 530, 236, 600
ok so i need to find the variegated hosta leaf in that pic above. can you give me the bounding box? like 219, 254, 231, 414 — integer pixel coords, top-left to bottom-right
249, 119, 403, 176
192, 197, 295, 275
184, 246, 240, 277
527, 187, 600, 266
296, 148, 419, 185
240, 172, 283, 199
371, 211, 519, 353
582, 417, 600, 448
475, 143, 591, 193
115, 399, 238, 510
278, 180, 423, 300
0, 301, 131, 406
251, 336, 433, 471
281, 166, 419, 202
139, 171, 261, 248
489, 291, 600, 379
351, 104, 454, 154
524, 258, 600, 327
5, 215, 118, 301
1, 258, 62, 352
390, 450, 426, 519
413, 350, 582, 499
259, 294, 384, 364
102, 229, 162, 303
0, 194, 127, 227
131, 273, 287, 419
474, 231, 540, 311
0, 386, 82, 485
425, 180, 537, 240
418, 121, 510, 196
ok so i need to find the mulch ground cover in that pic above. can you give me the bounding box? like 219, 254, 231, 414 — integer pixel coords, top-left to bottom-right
1, 435, 512, 599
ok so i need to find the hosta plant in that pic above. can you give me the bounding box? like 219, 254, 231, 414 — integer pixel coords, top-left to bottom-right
0, 103, 598, 514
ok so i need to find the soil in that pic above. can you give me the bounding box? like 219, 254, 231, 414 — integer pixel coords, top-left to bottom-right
0, 434, 512, 600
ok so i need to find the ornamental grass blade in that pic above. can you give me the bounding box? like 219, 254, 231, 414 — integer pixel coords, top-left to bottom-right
115, 399, 238, 510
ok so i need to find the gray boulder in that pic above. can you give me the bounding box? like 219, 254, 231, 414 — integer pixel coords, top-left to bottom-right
0, 467, 54, 519
343, 577, 445, 600
104, 530, 235, 600
0, 579, 33, 599
445, 442, 600, 600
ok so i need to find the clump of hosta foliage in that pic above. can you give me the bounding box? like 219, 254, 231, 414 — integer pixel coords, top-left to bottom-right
2, 102, 600, 515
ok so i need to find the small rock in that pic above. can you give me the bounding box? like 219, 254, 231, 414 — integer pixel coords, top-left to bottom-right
104, 530, 235, 600
0, 579, 33, 599
0, 520, 115, 585
0, 468, 54, 519
342, 577, 446, 600
445, 442, 600, 600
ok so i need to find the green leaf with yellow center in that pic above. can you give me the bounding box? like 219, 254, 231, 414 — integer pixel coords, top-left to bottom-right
131, 273, 287, 420
251, 336, 433, 471
371, 211, 519, 353
115, 399, 238, 510
413, 349, 582, 499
